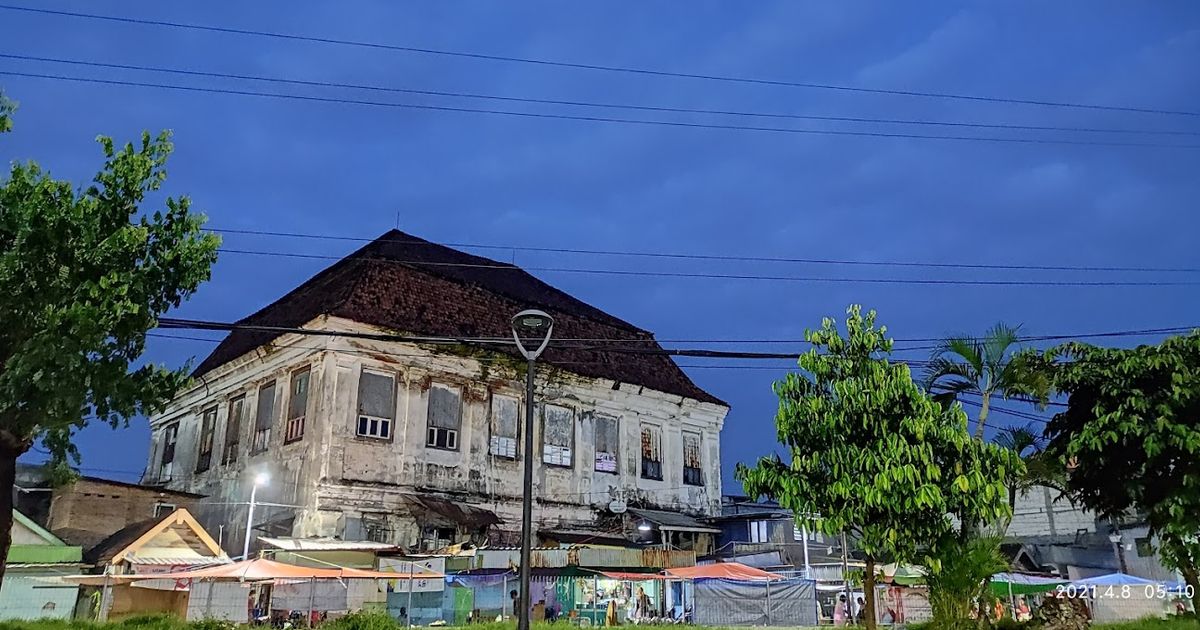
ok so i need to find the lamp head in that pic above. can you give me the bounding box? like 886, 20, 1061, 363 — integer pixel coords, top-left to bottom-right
511, 309, 554, 360
637, 521, 652, 532
254, 472, 270, 487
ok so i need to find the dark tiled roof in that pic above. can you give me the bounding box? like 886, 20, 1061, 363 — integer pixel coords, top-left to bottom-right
85, 518, 158, 565
194, 230, 724, 405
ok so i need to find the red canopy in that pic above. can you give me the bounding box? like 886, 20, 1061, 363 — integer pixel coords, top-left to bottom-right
664, 562, 785, 581
128, 558, 441, 582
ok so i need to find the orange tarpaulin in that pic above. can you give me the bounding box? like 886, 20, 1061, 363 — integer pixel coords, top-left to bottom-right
664, 562, 785, 581
65, 558, 442, 585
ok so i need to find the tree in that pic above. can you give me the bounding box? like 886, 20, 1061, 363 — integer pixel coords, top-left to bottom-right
0, 91, 14, 133
924, 323, 1047, 439
993, 423, 1065, 515
1031, 333, 1200, 613
737, 306, 1021, 630
0, 104, 219, 584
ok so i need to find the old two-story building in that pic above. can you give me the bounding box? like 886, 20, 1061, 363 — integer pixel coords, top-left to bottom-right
142, 230, 728, 557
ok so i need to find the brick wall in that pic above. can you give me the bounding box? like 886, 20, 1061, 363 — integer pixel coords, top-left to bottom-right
47, 478, 201, 550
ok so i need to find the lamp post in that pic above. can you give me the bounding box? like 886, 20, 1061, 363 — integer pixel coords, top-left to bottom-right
511, 309, 554, 630
243, 472, 270, 560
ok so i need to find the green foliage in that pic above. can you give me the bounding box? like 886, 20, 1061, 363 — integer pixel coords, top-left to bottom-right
322, 611, 404, 630
923, 535, 1007, 630
0, 90, 15, 133
924, 323, 1049, 438
737, 306, 1022, 629
1031, 332, 1200, 611
0, 130, 220, 464
993, 423, 1066, 516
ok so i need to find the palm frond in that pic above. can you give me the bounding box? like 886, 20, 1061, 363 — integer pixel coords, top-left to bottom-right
993, 422, 1041, 457
982, 322, 1022, 376
933, 335, 986, 374
921, 357, 982, 393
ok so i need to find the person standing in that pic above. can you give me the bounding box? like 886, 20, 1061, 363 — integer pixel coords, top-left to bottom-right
834, 594, 849, 626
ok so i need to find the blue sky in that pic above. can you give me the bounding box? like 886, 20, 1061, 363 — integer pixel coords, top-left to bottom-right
2, 1, 1198, 490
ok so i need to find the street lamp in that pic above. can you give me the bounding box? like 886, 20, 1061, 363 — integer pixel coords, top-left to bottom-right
511, 309, 554, 630
242, 472, 270, 560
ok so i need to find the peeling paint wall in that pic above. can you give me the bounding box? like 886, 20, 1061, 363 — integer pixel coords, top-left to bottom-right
146, 317, 728, 553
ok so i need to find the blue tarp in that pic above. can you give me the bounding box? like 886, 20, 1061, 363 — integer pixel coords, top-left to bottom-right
1071, 573, 1161, 587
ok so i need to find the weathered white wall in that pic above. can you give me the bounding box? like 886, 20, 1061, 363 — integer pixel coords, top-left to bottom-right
1007, 486, 1099, 539
146, 317, 727, 550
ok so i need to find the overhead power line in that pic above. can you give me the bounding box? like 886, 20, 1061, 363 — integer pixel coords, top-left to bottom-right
212, 246, 1200, 287
150, 324, 1196, 349
210, 227, 1200, 275
5, 70, 1199, 150
2, 3, 1196, 118
4, 53, 1197, 138
153, 318, 1193, 363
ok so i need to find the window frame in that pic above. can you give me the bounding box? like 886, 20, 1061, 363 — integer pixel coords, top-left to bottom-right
223, 395, 245, 465
251, 381, 276, 455
593, 414, 619, 474
749, 520, 769, 543
356, 369, 396, 441
159, 423, 179, 480
153, 502, 176, 519
284, 367, 310, 444
541, 404, 575, 468
682, 431, 703, 486
640, 424, 663, 481
425, 383, 462, 452
195, 406, 217, 473
488, 394, 520, 459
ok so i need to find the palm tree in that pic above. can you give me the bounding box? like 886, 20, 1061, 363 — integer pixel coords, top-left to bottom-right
993, 424, 1063, 510
922, 322, 1047, 439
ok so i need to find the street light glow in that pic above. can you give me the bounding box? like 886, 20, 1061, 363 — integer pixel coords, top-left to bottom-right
254, 472, 270, 486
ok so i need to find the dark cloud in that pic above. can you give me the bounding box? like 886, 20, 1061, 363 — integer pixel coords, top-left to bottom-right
2, 1, 1197, 487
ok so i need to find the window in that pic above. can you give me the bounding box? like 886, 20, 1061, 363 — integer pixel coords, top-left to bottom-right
285, 368, 309, 443
153, 502, 176, 519
542, 405, 574, 467
1136, 537, 1154, 558
749, 520, 769, 543
356, 370, 395, 440
640, 425, 662, 480
195, 407, 217, 473
682, 431, 703, 486
594, 414, 619, 473
252, 381, 276, 454
362, 513, 392, 544
159, 423, 179, 480
422, 526, 457, 551
426, 384, 461, 450
223, 396, 244, 465
489, 395, 519, 458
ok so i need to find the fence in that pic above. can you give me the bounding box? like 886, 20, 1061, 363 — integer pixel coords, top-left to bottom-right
693, 578, 818, 627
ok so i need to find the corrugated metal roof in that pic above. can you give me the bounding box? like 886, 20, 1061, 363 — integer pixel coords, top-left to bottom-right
628, 508, 721, 533
259, 537, 400, 552
128, 555, 231, 566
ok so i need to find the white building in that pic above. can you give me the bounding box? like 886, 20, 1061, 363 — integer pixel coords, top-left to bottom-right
143, 230, 728, 556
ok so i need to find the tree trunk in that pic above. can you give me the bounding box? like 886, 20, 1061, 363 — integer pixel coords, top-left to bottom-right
863, 556, 877, 630
1181, 563, 1200, 619
974, 391, 991, 439
0, 431, 29, 587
